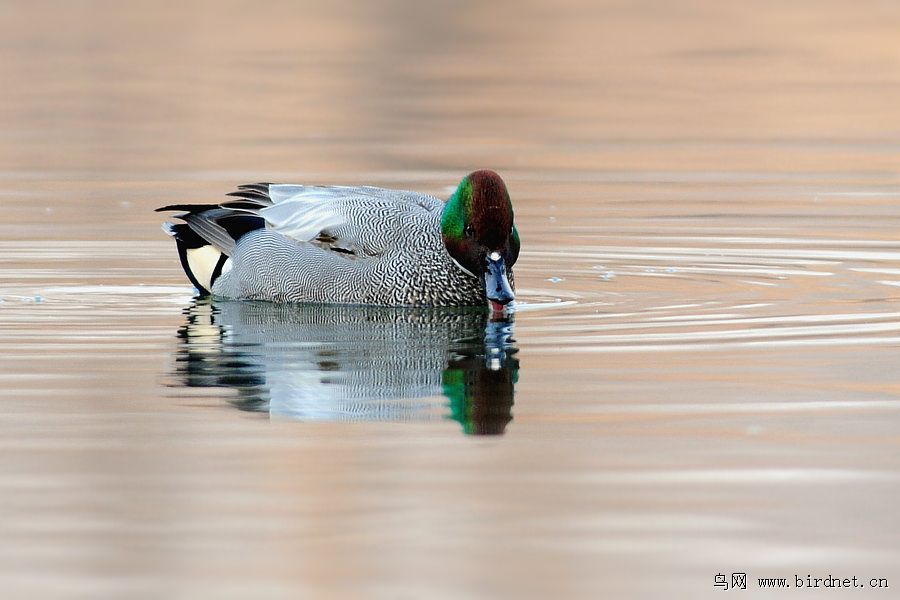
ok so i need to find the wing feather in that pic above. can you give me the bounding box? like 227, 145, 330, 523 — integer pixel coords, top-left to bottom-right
214, 183, 444, 257
259, 187, 352, 242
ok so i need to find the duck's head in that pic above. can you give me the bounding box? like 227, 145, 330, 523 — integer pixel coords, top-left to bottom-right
441, 170, 520, 310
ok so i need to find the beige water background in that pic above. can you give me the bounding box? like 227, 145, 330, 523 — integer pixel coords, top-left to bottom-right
3, 1, 900, 598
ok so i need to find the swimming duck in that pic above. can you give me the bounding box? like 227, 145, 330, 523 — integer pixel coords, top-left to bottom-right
157, 170, 520, 309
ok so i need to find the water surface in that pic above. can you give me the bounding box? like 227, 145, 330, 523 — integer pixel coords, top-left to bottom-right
2, 1, 900, 598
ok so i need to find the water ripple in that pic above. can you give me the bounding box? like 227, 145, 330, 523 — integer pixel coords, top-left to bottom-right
518, 234, 900, 351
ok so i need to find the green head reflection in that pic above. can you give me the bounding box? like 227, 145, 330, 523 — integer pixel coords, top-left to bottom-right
442, 317, 518, 435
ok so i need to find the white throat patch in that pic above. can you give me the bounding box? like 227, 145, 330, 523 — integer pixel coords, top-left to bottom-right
450, 256, 476, 278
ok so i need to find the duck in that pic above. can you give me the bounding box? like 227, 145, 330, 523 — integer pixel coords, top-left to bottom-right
157, 170, 520, 309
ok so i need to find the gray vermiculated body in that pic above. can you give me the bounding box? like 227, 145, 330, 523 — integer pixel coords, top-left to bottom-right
210, 186, 499, 306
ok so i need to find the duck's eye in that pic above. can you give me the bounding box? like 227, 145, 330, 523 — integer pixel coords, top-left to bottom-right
464, 225, 474, 238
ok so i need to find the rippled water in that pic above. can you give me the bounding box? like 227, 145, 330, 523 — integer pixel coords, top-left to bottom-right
4, 1, 900, 598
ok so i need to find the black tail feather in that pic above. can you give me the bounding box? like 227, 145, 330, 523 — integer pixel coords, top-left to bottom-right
160, 199, 267, 294
226, 189, 271, 201
164, 221, 208, 249
237, 182, 272, 193
156, 203, 221, 214
165, 223, 217, 295
161, 207, 266, 250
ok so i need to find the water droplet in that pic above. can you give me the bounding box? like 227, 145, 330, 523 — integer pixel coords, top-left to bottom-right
601, 271, 615, 280
547, 277, 563, 283
33, 295, 43, 303
665, 267, 676, 273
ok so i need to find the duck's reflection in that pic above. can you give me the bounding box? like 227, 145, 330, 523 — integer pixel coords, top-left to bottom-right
171, 300, 518, 435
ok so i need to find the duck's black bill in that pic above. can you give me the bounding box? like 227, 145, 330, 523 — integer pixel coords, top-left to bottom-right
484, 254, 514, 305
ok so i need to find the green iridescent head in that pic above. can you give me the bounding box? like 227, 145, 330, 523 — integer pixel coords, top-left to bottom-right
441, 170, 520, 308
